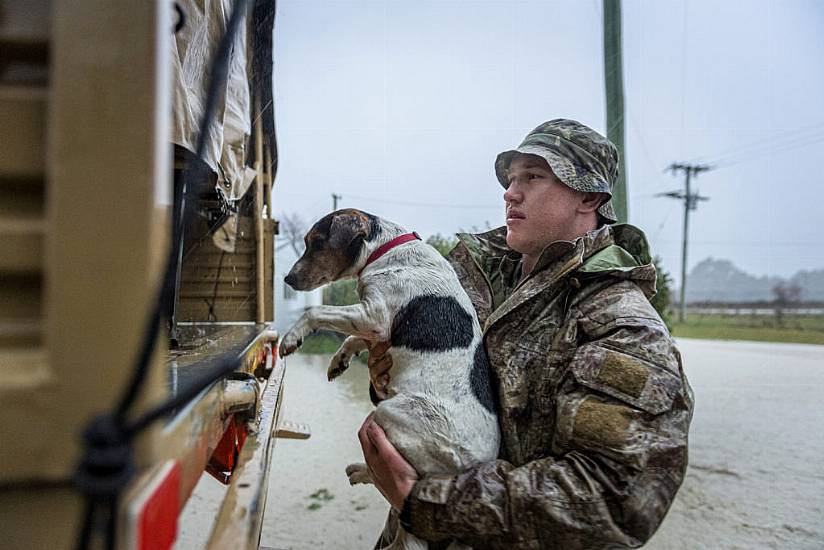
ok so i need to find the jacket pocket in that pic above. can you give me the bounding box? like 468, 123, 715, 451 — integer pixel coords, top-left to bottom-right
568, 344, 680, 415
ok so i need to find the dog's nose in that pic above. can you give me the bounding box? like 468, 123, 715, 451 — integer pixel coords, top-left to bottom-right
284, 272, 297, 288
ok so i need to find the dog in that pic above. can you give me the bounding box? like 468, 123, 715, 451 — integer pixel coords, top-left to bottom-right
279, 208, 500, 549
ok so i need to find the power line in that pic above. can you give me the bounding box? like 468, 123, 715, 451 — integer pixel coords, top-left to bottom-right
685, 122, 824, 166
651, 200, 678, 241
712, 132, 824, 168
626, 105, 659, 175
688, 122, 824, 163
678, 1, 689, 156
656, 239, 824, 247
658, 162, 713, 323
345, 194, 501, 210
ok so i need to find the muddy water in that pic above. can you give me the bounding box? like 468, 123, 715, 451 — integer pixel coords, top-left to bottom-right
646, 339, 824, 550
260, 354, 389, 549
176, 340, 824, 550
175, 353, 389, 550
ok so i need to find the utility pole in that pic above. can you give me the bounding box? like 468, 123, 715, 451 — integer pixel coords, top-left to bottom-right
603, 0, 628, 223
331, 193, 342, 211
657, 163, 712, 323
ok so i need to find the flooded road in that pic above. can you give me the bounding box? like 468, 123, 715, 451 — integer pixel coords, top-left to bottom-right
176, 339, 824, 549
646, 339, 824, 549
260, 354, 389, 549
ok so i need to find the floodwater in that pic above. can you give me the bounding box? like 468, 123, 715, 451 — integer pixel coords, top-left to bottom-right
176, 339, 824, 550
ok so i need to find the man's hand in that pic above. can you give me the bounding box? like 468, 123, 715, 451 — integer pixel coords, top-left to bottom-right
368, 341, 393, 396
358, 413, 418, 510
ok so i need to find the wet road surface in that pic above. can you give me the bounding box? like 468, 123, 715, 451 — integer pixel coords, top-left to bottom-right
176, 338, 824, 549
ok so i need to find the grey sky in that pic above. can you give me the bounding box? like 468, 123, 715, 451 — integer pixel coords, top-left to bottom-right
271, 0, 824, 285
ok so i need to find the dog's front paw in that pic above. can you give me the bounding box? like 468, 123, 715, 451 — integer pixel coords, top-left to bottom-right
279, 330, 303, 358
327, 348, 351, 381
345, 462, 372, 485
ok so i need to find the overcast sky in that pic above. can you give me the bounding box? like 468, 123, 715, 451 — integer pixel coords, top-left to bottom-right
270, 0, 824, 285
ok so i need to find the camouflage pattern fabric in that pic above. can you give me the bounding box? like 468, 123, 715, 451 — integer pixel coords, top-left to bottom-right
495, 119, 620, 223
398, 224, 694, 549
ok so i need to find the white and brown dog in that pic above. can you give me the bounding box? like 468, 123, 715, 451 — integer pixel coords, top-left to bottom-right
280, 208, 500, 549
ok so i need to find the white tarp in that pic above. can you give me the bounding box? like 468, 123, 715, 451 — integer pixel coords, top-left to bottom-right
171, 0, 255, 203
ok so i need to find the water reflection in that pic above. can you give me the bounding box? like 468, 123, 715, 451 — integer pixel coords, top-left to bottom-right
300, 352, 375, 404
260, 352, 388, 548
175, 351, 388, 550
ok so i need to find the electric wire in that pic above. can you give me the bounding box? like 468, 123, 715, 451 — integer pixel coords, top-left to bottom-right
344, 193, 502, 210
711, 132, 824, 168
684, 122, 824, 167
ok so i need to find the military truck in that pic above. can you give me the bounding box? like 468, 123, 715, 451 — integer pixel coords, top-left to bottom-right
0, 1, 301, 548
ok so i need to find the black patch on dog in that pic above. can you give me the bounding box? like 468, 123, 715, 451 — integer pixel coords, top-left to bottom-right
360, 211, 382, 242
344, 236, 365, 266
314, 214, 333, 237
390, 295, 473, 351
470, 343, 497, 413
369, 383, 382, 405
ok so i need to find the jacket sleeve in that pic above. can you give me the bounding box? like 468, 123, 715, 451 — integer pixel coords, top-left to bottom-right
400, 284, 694, 548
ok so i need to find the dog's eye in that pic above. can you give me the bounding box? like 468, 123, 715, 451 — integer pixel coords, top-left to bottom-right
310, 237, 324, 249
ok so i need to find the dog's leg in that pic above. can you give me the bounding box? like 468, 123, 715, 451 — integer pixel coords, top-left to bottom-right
345, 462, 372, 485
328, 336, 370, 381
280, 301, 389, 357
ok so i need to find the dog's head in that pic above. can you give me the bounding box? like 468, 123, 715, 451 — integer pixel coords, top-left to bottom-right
284, 209, 380, 291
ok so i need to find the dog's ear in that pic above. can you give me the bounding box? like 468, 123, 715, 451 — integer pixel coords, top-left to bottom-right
329, 211, 369, 249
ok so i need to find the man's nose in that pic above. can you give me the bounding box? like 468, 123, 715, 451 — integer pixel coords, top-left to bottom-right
503, 182, 522, 204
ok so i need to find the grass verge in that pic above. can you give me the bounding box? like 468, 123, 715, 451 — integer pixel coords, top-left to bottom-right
297, 332, 368, 362
671, 314, 824, 345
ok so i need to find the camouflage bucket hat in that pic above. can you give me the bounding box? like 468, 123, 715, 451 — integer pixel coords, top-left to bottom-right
495, 119, 619, 223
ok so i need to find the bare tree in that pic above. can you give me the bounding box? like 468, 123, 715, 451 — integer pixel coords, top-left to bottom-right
276, 212, 308, 256
772, 283, 802, 327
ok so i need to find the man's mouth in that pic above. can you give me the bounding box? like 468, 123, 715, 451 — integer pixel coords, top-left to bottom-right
506, 209, 526, 222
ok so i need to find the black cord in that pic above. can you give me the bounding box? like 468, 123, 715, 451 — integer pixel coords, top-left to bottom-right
206, 250, 227, 321
117, 0, 249, 422
73, 2, 251, 549
126, 354, 238, 436
173, 2, 186, 34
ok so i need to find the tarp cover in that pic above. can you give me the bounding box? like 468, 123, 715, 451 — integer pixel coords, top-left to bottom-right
171, 0, 256, 203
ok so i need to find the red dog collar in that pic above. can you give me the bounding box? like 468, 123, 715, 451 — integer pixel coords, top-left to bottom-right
358, 232, 421, 276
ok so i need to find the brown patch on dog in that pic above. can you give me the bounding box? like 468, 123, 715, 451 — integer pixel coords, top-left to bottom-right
329, 209, 371, 248
285, 209, 372, 290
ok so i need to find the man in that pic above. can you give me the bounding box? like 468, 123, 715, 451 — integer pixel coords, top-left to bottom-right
359, 119, 694, 549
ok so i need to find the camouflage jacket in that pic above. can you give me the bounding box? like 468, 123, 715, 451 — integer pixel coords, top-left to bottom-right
400, 224, 694, 549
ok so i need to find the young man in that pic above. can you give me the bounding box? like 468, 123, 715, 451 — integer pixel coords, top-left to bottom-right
360, 119, 694, 549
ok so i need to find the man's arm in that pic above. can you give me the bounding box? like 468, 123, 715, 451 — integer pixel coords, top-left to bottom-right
372, 294, 692, 548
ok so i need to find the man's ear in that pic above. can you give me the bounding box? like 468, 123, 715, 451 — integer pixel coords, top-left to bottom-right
329, 212, 368, 249
578, 192, 605, 214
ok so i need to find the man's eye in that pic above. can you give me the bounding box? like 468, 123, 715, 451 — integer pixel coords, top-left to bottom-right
528, 173, 542, 180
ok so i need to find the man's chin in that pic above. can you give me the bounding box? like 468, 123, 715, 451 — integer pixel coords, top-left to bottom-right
506, 230, 544, 257
505, 230, 526, 253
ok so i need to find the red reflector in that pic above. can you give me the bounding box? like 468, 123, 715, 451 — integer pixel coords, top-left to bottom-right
136, 461, 181, 550
206, 415, 248, 484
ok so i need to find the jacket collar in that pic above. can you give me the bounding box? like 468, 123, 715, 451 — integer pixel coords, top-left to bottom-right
456, 224, 657, 331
